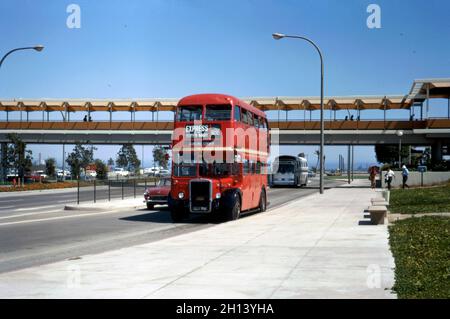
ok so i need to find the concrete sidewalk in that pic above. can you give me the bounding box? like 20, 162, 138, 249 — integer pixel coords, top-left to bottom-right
0, 180, 396, 299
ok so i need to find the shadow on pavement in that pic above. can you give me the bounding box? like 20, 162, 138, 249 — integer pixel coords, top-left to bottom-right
120, 207, 220, 225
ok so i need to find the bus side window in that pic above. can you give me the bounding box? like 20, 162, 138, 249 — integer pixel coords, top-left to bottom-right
259, 117, 264, 129
247, 113, 254, 127
256, 161, 262, 174
241, 109, 248, 125
254, 115, 260, 128
232, 163, 240, 175
234, 105, 241, 122
243, 160, 250, 175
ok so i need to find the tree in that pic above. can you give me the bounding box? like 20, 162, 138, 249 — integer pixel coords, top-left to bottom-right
66, 142, 96, 179
375, 145, 409, 167
116, 144, 141, 174
153, 145, 168, 169
94, 159, 108, 180
6, 134, 33, 180
107, 157, 114, 167
45, 158, 56, 178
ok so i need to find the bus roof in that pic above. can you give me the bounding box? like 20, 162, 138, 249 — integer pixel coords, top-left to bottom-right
275, 155, 307, 162
178, 94, 266, 118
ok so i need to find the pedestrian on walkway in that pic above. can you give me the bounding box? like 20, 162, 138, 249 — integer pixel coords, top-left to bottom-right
385, 167, 395, 190
401, 164, 410, 189
368, 166, 378, 189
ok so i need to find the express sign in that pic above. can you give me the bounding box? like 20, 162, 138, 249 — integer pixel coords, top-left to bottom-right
185, 125, 209, 138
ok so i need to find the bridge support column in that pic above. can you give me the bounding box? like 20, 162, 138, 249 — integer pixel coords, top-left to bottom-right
1, 142, 7, 183
431, 140, 443, 165
351, 145, 354, 181
347, 145, 351, 184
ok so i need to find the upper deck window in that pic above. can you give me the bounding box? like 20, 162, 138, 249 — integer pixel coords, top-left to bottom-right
177, 105, 202, 122
234, 106, 241, 121
205, 104, 231, 121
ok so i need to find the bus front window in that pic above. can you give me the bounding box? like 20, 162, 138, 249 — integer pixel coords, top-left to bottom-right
199, 162, 236, 177
177, 105, 202, 122
173, 164, 197, 177
205, 105, 231, 121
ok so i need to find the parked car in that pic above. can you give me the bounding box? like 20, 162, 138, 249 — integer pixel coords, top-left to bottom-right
107, 167, 130, 179
144, 166, 163, 176
143, 177, 171, 209
157, 169, 170, 177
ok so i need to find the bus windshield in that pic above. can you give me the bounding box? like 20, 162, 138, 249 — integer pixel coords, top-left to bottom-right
199, 162, 234, 177
205, 105, 231, 121
276, 163, 295, 174
177, 105, 202, 122
173, 164, 197, 177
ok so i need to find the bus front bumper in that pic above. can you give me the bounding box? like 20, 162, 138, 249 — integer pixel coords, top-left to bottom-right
168, 197, 221, 214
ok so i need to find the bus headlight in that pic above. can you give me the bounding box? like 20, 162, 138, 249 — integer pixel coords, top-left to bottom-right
215, 193, 221, 199
178, 192, 185, 199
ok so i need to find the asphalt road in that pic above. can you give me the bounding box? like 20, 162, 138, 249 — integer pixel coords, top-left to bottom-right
0, 178, 343, 273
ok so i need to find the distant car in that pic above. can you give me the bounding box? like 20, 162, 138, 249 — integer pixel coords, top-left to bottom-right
144, 177, 171, 209
108, 167, 130, 179
308, 170, 316, 178
144, 166, 164, 176
157, 169, 170, 177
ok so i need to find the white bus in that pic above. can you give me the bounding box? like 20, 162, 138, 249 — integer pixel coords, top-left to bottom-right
271, 155, 309, 187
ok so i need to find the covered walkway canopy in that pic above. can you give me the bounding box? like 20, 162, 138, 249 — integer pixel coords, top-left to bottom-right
0, 78, 449, 120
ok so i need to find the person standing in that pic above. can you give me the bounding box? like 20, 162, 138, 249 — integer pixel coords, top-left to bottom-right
401, 164, 410, 189
385, 167, 395, 190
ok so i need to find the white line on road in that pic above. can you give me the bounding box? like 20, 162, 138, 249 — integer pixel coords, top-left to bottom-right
0, 209, 63, 220
0, 199, 24, 203
0, 210, 122, 226
14, 205, 62, 212
0, 206, 16, 210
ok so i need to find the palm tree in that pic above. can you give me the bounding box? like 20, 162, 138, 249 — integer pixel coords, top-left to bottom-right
314, 150, 320, 173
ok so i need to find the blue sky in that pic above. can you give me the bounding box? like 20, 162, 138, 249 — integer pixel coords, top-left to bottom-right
0, 0, 449, 167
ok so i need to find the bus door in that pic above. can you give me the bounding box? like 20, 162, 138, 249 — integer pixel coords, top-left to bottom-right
241, 159, 253, 210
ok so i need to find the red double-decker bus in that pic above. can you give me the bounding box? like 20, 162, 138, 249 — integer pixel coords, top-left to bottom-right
169, 94, 270, 222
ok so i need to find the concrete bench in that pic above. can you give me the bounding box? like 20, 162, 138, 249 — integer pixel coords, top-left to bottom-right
368, 205, 388, 225
371, 198, 389, 206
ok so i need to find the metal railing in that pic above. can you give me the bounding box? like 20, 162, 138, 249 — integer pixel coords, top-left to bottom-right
75, 177, 160, 204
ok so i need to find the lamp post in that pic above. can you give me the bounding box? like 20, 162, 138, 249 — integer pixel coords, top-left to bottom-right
396, 130, 404, 168
0, 45, 44, 69
272, 33, 325, 194
0, 45, 44, 184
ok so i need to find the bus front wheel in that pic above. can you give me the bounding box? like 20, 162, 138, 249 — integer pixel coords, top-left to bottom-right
225, 197, 241, 221
259, 189, 267, 212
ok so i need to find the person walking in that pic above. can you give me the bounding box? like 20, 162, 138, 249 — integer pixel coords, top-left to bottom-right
401, 164, 410, 189
385, 167, 395, 190
368, 166, 378, 189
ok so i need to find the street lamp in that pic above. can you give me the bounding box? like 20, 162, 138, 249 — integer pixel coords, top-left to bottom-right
0, 45, 44, 184
272, 33, 325, 194
396, 130, 404, 168
0, 45, 45, 69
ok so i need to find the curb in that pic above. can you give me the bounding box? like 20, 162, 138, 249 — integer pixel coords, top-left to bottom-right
63, 205, 111, 212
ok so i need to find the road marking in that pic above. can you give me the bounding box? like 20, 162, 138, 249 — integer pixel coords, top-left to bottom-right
14, 205, 62, 212
0, 209, 63, 220
0, 206, 16, 210
0, 199, 24, 203
0, 210, 121, 226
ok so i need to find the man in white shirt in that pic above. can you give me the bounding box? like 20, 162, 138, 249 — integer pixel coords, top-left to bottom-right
385, 168, 395, 190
